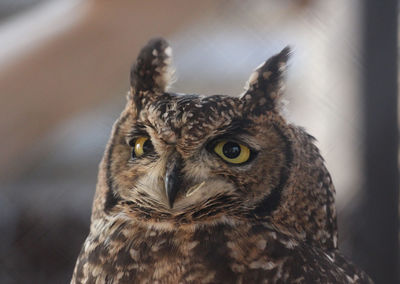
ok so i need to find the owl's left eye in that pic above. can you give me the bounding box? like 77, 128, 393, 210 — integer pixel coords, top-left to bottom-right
213, 140, 251, 164
129, 137, 154, 158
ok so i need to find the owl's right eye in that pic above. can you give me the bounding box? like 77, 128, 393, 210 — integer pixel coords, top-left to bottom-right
213, 140, 251, 164
129, 137, 154, 158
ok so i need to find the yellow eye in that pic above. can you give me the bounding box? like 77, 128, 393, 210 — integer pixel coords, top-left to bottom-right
214, 141, 251, 164
132, 137, 153, 158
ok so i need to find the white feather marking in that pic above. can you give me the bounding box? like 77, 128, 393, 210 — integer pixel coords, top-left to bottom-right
185, 181, 206, 197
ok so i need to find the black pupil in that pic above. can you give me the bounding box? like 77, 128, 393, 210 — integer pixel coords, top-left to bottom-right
142, 139, 153, 152
222, 142, 241, 159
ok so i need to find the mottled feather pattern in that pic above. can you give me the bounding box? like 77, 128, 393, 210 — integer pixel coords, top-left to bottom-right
71, 38, 372, 283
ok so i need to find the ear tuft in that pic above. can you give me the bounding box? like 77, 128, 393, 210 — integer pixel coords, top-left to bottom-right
241, 46, 291, 113
130, 37, 175, 94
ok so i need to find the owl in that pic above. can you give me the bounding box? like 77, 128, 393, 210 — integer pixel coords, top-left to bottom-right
71, 38, 372, 283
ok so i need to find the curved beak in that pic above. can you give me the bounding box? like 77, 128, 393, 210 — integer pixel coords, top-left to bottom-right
164, 154, 183, 208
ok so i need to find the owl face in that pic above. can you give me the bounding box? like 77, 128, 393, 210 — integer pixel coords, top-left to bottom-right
102, 38, 293, 224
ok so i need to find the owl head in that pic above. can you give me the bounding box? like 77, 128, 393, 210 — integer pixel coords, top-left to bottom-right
92, 38, 338, 250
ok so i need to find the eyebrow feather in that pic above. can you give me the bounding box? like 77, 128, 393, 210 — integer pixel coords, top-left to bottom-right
128, 124, 149, 137
215, 118, 252, 136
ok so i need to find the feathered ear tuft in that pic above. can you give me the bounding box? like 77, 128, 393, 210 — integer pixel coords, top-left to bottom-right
129, 38, 175, 113
240, 46, 291, 114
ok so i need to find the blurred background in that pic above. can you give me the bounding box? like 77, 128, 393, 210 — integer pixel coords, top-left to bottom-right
0, 0, 398, 283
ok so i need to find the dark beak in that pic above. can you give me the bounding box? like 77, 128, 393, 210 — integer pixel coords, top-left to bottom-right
164, 154, 183, 208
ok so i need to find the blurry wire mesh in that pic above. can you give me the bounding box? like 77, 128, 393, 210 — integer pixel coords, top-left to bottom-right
0, 0, 394, 283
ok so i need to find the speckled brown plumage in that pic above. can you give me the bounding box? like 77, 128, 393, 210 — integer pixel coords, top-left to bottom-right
71, 38, 372, 283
